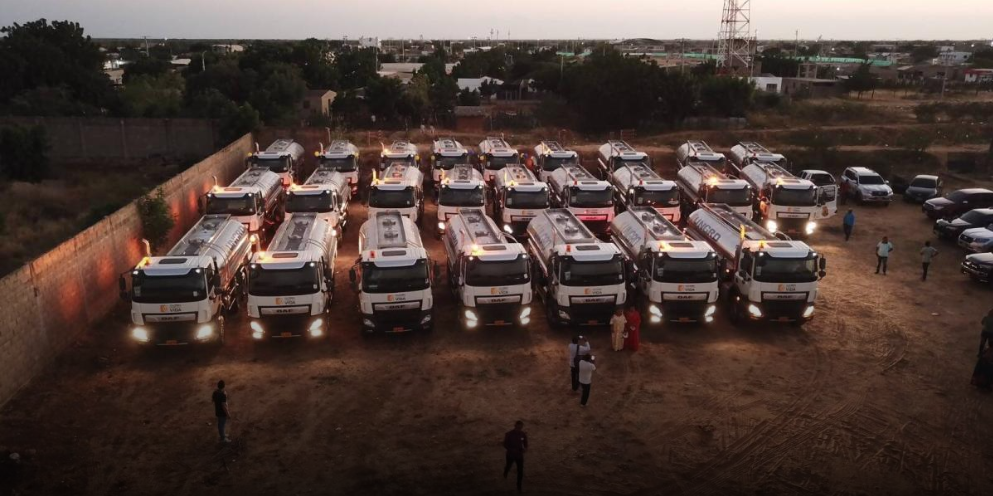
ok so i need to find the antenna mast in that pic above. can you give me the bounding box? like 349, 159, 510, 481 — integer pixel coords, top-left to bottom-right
716, 0, 753, 75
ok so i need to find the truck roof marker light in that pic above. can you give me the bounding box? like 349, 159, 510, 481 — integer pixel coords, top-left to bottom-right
658, 241, 670, 251
257, 251, 266, 260
758, 240, 766, 250
370, 250, 376, 259
739, 225, 746, 240
566, 244, 572, 253
707, 177, 718, 186
776, 178, 784, 186
471, 244, 483, 256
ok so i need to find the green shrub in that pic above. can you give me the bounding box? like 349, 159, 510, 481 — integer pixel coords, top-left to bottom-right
136, 188, 175, 253
0, 125, 50, 182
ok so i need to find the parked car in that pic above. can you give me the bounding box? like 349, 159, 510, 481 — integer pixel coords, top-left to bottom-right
923, 188, 993, 220
958, 226, 993, 253
903, 175, 943, 203
840, 167, 893, 205
961, 252, 993, 285
934, 208, 993, 240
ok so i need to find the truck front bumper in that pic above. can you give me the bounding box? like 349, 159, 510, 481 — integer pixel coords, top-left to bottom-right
131, 321, 221, 346
249, 315, 326, 341
747, 300, 814, 323
361, 309, 433, 333
646, 301, 716, 324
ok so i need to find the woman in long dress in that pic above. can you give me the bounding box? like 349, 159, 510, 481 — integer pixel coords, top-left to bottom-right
610, 308, 626, 351
624, 305, 641, 352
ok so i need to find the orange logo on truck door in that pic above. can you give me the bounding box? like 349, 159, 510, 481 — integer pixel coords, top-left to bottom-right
387, 294, 394, 302
160, 305, 168, 312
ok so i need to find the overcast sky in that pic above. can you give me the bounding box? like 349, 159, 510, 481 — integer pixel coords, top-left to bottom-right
2, 0, 991, 41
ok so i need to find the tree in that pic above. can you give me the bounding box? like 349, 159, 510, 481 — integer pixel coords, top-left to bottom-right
698, 77, 754, 117
120, 73, 184, 117
365, 77, 405, 124
428, 75, 459, 124
248, 63, 306, 125
136, 188, 175, 253
123, 55, 172, 84
335, 47, 379, 89
556, 47, 661, 132
291, 38, 339, 89
758, 52, 800, 78
0, 125, 49, 182
845, 62, 876, 99
0, 19, 114, 111
457, 88, 481, 106
910, 45, 940, 64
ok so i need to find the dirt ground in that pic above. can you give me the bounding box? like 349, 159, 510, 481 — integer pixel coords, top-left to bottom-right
3, 158, 993, 496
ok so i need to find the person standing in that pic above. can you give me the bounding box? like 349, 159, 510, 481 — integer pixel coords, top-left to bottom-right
839, 180, 849, 205
568, 336, 590, 392
980, 309, 993, 358
212, 380, 230, 443
875, 236, 894, 275
610, 308, 626, 351
842, 209, 856, 241
920, 241, 939, 281
624, 305, 641, 352
578, 354, 596, 406
502, 420, 528, 493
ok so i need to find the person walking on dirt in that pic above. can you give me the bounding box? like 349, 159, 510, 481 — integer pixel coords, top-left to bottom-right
569, 336, 590, 391
610, 308, 626, 351
624, 305, 642, 352
842, 209, 856, 241
502, 420, 528, 493
920, 241, 939, 281
578, 354, 596, 407
212, 380, 231, 443
875, 236, 894, 275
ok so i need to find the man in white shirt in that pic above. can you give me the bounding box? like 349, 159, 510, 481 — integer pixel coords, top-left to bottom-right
568, 336, 590, 392
875, 236, 894, 275
578, 355, 596, 406
920, 241, 938, 281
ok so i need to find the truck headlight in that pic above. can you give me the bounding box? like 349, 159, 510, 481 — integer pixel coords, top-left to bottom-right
362, 318, 375, 328
747, 304, 763, 318
519, 307, 531, 320
464, 309, 478, 322
132, 327, 149, 343
503, 224, 514, 234
250, 321, 264, 340
765, 220, 778, 232
196, 325, 214, 340
803, 306, 815, 318
558, 309, 569, 320
805, 222, 816, 235
420, 314, 432, 324
648, 304, 662, 323
309, 318, 324, 337
705, 304, 717, 317
437, 222, 446, 231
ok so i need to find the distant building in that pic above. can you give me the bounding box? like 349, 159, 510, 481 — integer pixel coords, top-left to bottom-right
457, 77, 503, 93
938, 51, 972, 65
781, 78, 842, 98
170, 58, 191, 68
302, 90, 336, 117
358, 37, 380, 49
105, 69, 124, 86
212, 44, 244, 54
750, 76, 783, 93
964, 68, 993, 83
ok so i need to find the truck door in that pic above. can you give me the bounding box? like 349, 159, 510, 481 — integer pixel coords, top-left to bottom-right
734, 251, 754, 290
637, 251, 653, 295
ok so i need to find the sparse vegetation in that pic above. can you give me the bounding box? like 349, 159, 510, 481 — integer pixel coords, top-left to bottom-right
0, 124, 49, 182
136, 188, 175, 253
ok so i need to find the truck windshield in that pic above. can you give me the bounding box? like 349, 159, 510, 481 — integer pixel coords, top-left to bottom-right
707, 187, 751, 206
753, 255, 818, 283
654, 255, 718, 283
319, 157, 356, 172
543, 156, 578, 172
439, 186, 485, 206
570, 187, 613, 208
635, 189, 680, 208
435, 156, 466, 170
206, 195, 256, 216
361, 260, 430, 293
255, 157, 291, 173
506, 190, 549, 209
466, 256, 530, 286
132, 271, 207, 303
772, 187, 817, 206
560, 257, 624, 287
285, 192, 334, 214
485, 155, 518, 170
249, 264, 320, 296
369, 187, 416, 208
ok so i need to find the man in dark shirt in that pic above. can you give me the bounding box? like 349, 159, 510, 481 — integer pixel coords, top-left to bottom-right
503, 420, 528, 493
212, 380, 230, 443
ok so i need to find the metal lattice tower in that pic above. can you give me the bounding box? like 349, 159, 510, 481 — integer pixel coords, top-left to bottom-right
716, 0, 753, 75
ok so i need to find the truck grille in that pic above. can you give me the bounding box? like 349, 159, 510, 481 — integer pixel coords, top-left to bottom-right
569, 302, 616, 325
663, 301, 708, 320
761, 300, 806, 320
476, 302, 521, 324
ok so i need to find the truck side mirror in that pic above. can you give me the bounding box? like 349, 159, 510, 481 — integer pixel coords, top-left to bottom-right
348, 268, 357, 283
118, 275, 128, 301
819, 270, 827, 279
819, 257, 827, 271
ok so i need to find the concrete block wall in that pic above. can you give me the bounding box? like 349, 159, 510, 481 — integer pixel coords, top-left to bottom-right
0, 134, 253, 409
0, 117, 218, 161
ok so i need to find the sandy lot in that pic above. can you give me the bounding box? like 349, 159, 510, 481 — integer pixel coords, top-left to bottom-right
2, 159, 993, 496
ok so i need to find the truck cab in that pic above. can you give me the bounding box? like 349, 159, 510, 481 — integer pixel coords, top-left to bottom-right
368, 162, 425, 225
436, 164, 486, 237
246, 213, 338, 341
430, 137, 469, 188
442, 208, 533, 329
316, 140, 360, 194
350, 211, 437, 333
248, 139, 305, 187
610, 163, 681, 222
547, 164, 615, 237
526, 209, 626, 327
120, 215, 253, 346
379, 140, 419, 172
534, 141, 580, 182
596, 140, 651, 180
611, 207, 719, 324
203, 166, 284, 243
492, 165, 551, 238
687, 204, 826, 326
478, 137, 520, 183
740, 162, 820, 238
285, 168, 350, 230
798, 169, 838, 220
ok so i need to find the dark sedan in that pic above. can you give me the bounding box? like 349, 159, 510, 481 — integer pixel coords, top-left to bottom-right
923, 188, 993, 220
934, 208, 993, 240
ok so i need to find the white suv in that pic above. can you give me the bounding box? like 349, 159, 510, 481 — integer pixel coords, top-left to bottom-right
841, 167, 893, 205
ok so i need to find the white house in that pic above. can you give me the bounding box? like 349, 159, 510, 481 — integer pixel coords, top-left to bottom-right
456, 77, 504, 93
750, 76, 783, 93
